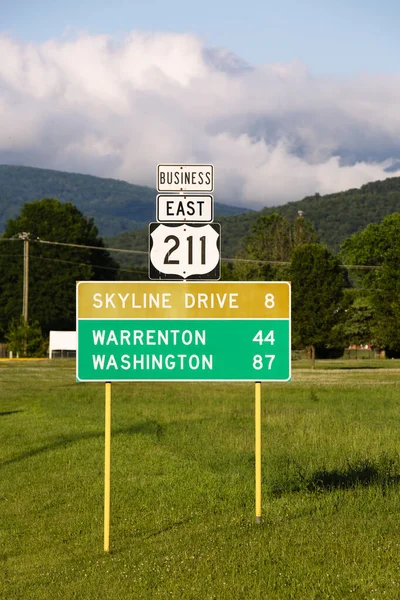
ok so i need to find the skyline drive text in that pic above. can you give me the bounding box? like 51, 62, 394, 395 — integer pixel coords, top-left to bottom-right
92, 292, 239, 310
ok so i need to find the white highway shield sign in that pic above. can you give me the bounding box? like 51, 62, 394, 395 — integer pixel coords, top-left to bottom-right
149, 223, 220, 280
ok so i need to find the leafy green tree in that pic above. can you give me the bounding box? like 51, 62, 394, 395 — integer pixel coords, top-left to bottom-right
0, 199, 119, 339
290, 244, 347, 367
5, 317, 47, 357
232, 213, 289, 280
340, 221, 387, 289
372, 254, 400, 351
331, 290, 375, 351
220, 262, 235, 281
292, 214, 319, 248
233, 213, 318, 281
340, 214, 400, 351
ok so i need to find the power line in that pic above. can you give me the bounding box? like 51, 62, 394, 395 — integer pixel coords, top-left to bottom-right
28, 255, 148, 275
0, 236, 384, 270
0, 252, 148, 275
35, 238, 149, 256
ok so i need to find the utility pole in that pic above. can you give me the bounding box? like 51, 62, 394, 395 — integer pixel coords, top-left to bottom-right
9, 232, 31, 356
11, 232, 30, 323
23, 236, 29, 324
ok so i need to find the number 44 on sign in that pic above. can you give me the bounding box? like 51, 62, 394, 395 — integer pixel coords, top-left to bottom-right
253, 330, 275, 345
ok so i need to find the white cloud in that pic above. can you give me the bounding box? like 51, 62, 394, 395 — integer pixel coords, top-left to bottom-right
1, 31, 400, 209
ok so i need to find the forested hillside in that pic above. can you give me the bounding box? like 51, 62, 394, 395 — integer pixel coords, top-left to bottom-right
217, 177, 400, 256
2, 165, 400, 257
0, 165, 248, 236
109, 176, 400, 260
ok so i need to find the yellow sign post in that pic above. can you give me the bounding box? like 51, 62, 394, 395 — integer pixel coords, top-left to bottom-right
104, 382, 111, 553
255, 382, 262, 524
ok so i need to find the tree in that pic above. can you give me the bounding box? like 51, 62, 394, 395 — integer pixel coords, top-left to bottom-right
331, 290, 375, 352
0, 199, 119, 339
340, 221, 387, 289
372, 254, 400, 351
5, 317, 47, 357
340, 214, 400, 351
232, 213, 318, 281
292, 213, 319, 248
290, 244, 347, 368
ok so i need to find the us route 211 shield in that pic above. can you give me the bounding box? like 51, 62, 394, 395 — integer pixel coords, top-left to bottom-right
148, 222, 221, 280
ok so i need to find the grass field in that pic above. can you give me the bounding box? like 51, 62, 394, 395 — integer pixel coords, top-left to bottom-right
2, 359, 400, 599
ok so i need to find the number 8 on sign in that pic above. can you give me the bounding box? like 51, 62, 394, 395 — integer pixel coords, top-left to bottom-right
264, 294, 275, 308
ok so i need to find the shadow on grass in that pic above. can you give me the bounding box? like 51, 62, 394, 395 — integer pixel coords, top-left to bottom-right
270, 455, 400, 496
0, 410, 23, 417
1, 420, 164, 468
144, 517, 193, 539
307, 460, 400, 491
335, 366, 380, 371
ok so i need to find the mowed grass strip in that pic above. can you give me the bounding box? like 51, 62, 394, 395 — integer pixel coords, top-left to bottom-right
2, 359, 400, 599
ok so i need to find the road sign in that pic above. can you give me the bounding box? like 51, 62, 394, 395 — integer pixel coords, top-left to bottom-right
156, 194, 214, 223
157, 164, 214, 193
76, 281, 291, 382
148, 223, 220, 280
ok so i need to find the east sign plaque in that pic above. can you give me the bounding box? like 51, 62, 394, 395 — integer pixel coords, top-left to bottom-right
76, 281, 291, 382
156, 194, 214, 223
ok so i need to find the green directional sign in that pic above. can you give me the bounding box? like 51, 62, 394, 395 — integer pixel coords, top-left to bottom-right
77, 318, 290, 382
76, 281, 291, 382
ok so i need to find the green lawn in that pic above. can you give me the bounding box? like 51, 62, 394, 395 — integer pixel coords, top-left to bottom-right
2, 359, 400, 599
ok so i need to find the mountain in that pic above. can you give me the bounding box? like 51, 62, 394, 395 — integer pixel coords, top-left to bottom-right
107, 176, 400, 268
3, 164, 400, 261
217, 176, 400, 256
0, 165, 249, 237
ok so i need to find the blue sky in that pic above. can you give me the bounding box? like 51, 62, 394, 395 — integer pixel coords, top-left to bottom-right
1, 0, 400, 207
2, 0, 399, 75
